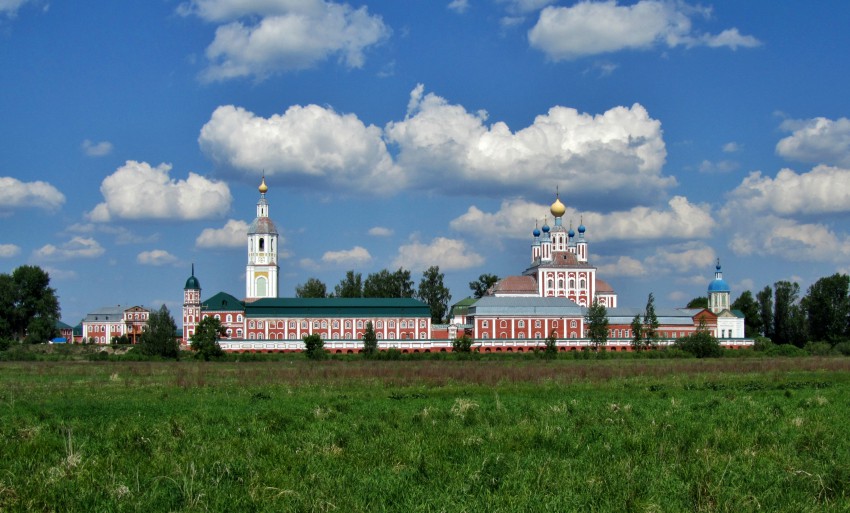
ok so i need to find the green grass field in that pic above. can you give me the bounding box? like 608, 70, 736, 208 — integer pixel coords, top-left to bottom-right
1, 358, 849, 512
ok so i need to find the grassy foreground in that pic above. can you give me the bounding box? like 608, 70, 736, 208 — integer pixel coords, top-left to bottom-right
1, 358, 849, 512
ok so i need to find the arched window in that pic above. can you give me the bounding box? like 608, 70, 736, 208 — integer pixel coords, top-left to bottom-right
569, 279, 575, 289
345, 320, 352, 328
214, 314, 221, 320
256, 276, 267, 297
237, 314, 243, 322
400, 320, 407, 328
332, 320, 339, 329
313, 321, 319, 328
321, 321, 327, 329
289, 321, 296, 329
226, 314, 232, 323
389, 320, 395, 328
518, 320, 525, 328
580, 279, 586, 289
259, 238, 265, 251
257, 321, 264, 328
357, 320, 364, 329
237, 329, 243, 337
558, 279, 564, 289
289, 333, 296, 340
482, 320, 489, 328
570, 320, 577, 328
377, 333, 383, 339
249, 320, 255, 328
500, 320, 507, 328
301, 321, 308, 329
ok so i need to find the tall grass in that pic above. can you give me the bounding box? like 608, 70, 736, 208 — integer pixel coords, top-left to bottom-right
0, 359, 848, 511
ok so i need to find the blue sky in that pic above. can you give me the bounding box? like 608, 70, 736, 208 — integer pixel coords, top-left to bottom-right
3, 0, 850, 326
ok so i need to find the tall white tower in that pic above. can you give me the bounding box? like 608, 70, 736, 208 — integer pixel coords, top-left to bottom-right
183, 264, 201, 341
708, 259, 731, 314
246, 177, 279, 300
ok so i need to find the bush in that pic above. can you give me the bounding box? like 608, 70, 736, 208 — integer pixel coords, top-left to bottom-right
674, 330, 722, 358
544, 334, 558, 359
834, 341, 850, 356
376, 348, 403, 360
452, 335, 473, 353
805, 341, 834, 356
753, 336, 774, 352
764, 344, 807, 358
0, 338, 12, 351
303, 334, 327, 360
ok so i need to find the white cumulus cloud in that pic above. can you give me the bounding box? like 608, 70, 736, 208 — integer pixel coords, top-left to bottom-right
392, 237, 484, 271
776, 117, 850, 167
725, 165, 850, 216
0, 0, 35, 17
81, 139, 113, 157
88, 160, 232, 222
137, 249, 179, 266
368, 226, 393, 237
528, 1, 759, 61
451, 195, 714, 242
644, 242, 715, 274
321, 246, 372, 265
386, 85, 672, 198
728, 215, 850, 263
0, 176, 65, 210
199, 104, 400, 193
181, 0, 390, 81
196, 219, 250, 248
33, 237, 105, 261
595, 256, 648, 277
0, 243, 21, 257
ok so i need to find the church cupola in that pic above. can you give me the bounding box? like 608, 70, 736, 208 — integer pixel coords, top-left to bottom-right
183, 264, 202, 341
707, 258, 731, 314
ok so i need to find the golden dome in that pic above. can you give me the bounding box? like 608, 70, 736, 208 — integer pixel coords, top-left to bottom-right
258, 176, 268, 194
550, 196, 566, 218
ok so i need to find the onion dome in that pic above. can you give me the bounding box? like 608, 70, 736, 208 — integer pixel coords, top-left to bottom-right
542, 223, 550, 233
185, 264, 201, 290
578, 223, 586, 234
708, 259, 731, 293
258, 176, 268, 194
533, 227, 541, 237
550, 197, 566, 218
568, 227, 575, 237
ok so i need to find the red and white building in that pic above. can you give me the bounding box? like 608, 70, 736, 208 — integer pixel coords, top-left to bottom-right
82, 305, 150, 344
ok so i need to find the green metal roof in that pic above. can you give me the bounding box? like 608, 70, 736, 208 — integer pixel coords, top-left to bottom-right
55, 319, 72, 330
203, 291, 245, 312
245, 297, 430, 318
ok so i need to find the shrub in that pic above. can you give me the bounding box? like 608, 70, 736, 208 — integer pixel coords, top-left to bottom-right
452, 335, 473, 353
362, 322, 377, 358
805, 341, 834, 356
0, 338, 12, 351
378, 348, 403, 360
835, 341, 850, 356
303, 334, 327, 360
674, 330, 722, 358
765, 344, 807, 358
753, 336, 774, 352
544, 334, 558, 359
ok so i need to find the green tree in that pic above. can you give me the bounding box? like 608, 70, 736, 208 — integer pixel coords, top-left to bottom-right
362, 321, 377, 357
190, 316, 225, 360
675, 319, 722, 358
732, 290, 762, 338
773, 281, 801, 345
0, 266, 60, 343
303, 333, 326, 360
452, 334, 473, 353
585, 299, 609, 351
756, 285, 774, 339
630, 314, 644, 352
686, 296, 708, 309
139, 304, 179, 358
364, 268, 414, 298
334, 271, 363, 298
469, 273, 499, 299
417, 266, 451, 323
643, 293, 660, 348
544, 332, 558, 358
801, 273, 850, 344
295, 277, 328, 298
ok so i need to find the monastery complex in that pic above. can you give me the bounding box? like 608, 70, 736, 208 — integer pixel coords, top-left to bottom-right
83, 179, 749, 352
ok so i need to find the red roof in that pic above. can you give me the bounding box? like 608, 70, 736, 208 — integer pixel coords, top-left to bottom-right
491, 275, 538, 295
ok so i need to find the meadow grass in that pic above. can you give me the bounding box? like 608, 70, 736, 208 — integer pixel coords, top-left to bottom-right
1, 358, 849, 512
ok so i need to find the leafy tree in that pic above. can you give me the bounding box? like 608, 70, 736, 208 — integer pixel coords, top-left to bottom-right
801, 273, 850, 344
675, 319, 722, 358
0, 266, 60, 343
417, 266, 451, 323
544, 332, 558, 358
686, 296, 708, 309
295, 277, 328, 298
773, 281, 801, 345
303, 333, 326, 360
362, 321, 377, 357
364, 268, 414, 298
469, 273, 499, 299
334, 271, 363, 298
732, 290, 762, 338
139, 304, 179, 358
756, 286, 774, 339
630, 314, 644, 352
452, 334, 473, 353
585, 299, 609, 351
190, 316, 225, 360
643, 293, 660, 348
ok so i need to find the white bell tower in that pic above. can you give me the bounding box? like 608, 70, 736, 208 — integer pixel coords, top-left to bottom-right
246, 176, 279, 299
